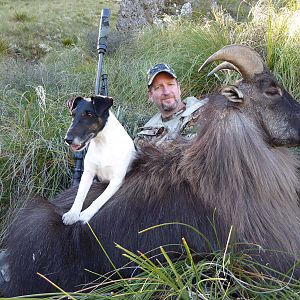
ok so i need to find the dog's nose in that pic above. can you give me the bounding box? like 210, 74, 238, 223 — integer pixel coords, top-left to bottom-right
64, 135, 73, 145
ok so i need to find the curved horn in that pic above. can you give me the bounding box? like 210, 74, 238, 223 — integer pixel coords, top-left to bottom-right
206, 61, 240, 77
198, 44, 266, 81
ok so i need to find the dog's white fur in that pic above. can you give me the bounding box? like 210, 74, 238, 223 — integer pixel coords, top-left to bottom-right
62, 111, 136, 225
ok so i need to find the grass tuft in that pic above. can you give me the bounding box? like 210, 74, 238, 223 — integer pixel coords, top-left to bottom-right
0, 36, 10, 55
62, 36, 78, 47
12, 12, 32, 22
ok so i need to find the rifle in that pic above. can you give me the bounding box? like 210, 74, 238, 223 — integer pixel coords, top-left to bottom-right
71, 8, 111, 186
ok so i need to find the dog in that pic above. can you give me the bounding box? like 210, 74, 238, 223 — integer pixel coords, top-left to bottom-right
62, 95, 136, 225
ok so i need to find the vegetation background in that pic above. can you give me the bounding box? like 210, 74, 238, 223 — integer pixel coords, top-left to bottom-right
0, 0, 299, 298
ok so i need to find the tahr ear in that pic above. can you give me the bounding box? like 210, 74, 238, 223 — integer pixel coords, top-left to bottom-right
66, 96, 83, 114
221, 86, 244, 103
91, 96, 113, 116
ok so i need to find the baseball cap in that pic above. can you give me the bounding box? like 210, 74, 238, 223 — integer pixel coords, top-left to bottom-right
147, 63, 177, 86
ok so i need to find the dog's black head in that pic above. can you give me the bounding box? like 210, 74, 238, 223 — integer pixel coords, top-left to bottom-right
64, 95, 113, 151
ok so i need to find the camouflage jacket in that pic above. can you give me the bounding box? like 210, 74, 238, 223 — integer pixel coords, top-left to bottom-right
134, 96, 208, 148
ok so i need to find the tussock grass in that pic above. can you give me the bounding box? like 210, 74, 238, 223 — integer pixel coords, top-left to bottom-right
0, 36, 10, 55
0, 88, 72, 231
12, 12, 32, 22
62, 36, 78, 47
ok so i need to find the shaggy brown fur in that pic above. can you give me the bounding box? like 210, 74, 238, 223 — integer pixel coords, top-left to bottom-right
2, 50, 300, 296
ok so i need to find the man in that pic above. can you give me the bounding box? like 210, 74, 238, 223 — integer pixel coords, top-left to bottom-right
134, 63, 207, 147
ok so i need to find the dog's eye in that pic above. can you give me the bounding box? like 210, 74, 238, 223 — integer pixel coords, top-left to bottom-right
86, 112, 93, 117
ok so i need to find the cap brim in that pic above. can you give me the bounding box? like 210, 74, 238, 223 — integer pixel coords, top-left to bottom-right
147, 70, 177, 86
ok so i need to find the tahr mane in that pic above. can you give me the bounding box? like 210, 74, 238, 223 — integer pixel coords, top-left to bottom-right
181, 99, 300, 254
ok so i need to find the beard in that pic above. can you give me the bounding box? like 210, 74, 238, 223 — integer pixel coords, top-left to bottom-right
161, 98, 180, 111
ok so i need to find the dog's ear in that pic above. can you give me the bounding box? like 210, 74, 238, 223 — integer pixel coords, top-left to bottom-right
92, 96, 113, 116
66, 96, 83, 114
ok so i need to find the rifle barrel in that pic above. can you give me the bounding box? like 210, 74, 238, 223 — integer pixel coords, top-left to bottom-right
95, 8, 110, 95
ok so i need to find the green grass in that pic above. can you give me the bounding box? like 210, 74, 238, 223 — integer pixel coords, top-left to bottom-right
0, 0, 119, 60
0, 36, 10, 55
12, 11, 32, 22
0, 0, 299, 297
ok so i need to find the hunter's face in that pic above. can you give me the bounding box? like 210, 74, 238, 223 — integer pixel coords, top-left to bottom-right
148, 72, 182, 118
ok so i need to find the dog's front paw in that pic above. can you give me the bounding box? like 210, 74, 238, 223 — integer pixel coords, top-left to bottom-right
79, 208, 96, 224
62, 210, 80, 225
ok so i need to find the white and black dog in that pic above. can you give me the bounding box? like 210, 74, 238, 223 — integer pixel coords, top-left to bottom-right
62, 95, 136, 225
